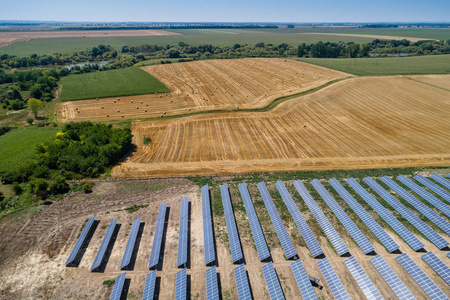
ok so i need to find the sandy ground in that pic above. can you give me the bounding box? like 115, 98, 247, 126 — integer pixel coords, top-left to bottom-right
112, 75, 450, 178
0, 177, 449, 299
0, 30, 181, 48
301, 32, 435, 42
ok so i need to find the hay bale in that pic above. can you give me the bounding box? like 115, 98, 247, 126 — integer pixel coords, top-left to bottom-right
107, 115, 109, 117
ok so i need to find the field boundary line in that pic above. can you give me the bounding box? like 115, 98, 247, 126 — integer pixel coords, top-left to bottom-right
404, 77, 450, 92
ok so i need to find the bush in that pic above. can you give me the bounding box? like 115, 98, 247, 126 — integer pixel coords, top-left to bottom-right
29, 178, 49, 199
81, 181, 94, 193
0, 191, 4, 202
26, 118, 34, 125
0, 125, 14, 137
143, 136, 151, 145
12, 182, 23, 195
49, 176, 69, 195
103, 279, 115, 288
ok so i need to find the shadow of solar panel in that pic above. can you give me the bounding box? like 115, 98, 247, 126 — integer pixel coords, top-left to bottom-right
431, 174, 450, 190
175, 268, 187, 300
66, 214, 97, 266
239, 182, 270, 262
414, 174, 450, 202
312, 179, 374, 255
329, 178, 399, 253
148, 202, 168, 270
292, 180, 348, 256
262, 262, 285, 300
290, 260, 318, 300
177, 197, 189, 268
349, 177, 424, 252
422, 251, 450, 286
142, 270, 157, 300
120, 217, 142, 270
221, 184, 244, 264
344, 256, 383, 300
234, 264, 252, 300
110, 272, 126, 300
206, 266, 219, 300
396, 253, 448, 300
202, 184, 216, 266
370, 255, 415, 300
91, 218, 118, 271
317, 258, 350, 300
257, 181, 298, 260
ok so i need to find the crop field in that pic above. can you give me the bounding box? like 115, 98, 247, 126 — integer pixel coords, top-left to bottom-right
407, 74, 450, 91
57, 58, 348, 121
59, 68, 169, 101
112, 75, 450, 178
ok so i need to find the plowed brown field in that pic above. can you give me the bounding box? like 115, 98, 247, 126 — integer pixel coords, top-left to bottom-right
57, 58, 348, 121
112, 76, 450, 177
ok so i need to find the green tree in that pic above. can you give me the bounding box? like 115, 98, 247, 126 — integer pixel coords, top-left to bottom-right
27, 98, 42, 118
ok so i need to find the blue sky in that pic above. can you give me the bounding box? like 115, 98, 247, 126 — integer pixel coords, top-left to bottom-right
1, 0, 449, 22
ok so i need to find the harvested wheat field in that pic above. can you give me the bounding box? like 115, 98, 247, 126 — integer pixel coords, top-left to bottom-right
113, 76, 450, 178
407, 74, 450, 91
57, 58, 348, 122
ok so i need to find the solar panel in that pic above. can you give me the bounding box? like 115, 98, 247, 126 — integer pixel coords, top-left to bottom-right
396, 253, 448, 300
202, 184, 216, 266
290, 260, 318, 300
234, 264, 252, 300
414, 174, 450, 202
257, 182, 298, 260
110, 272, 126, 300
177, 197, 189, 268
370, 255, 416, 300
317, 258, 351, 300
348, 178, 424, 252
422, 251, 450, 286
120, 217, 142, 269
397, 175, 450, 218
311, 179, 374, 255
174, 268, 187, 300
142, 270, 157, 300
206, 266, 220, 300
148, 202, 168, 270
262, 262, 285, 300
344, 256, 383, 300
292, 180, 349, 256
66, 214, 96, 265
447, 252, 450, 258
220, 184, 244, 263
431, 173, 450, 190
90, 218, 118, 271
328, 178, 400, 253
239, 182, 270, 262
380, 176, 450, 236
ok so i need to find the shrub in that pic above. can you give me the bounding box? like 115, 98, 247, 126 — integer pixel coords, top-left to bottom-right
29, 178, 49, 199
0, 125, 14, 137
103, 279, 115, 288
0, 191, 4, 202
26, 118, 34, 125
143, 136, 151, 145
81, 181, 94, 193
12, 182, 23, 195
49, 176, 69, 195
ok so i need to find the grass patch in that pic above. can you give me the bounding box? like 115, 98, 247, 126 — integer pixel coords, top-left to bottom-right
102, 279, 115, 288
59, 67, 169, 101
124, 204, 149, 214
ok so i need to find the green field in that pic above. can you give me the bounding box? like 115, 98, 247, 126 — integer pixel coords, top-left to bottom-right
0, 127, 59, 173
297, 54, 450, 76
59, 67, 169, 101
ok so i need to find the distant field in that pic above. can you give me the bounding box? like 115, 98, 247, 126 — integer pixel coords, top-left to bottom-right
0, 127, 58, 173
297, 54, 450, 76
59, 68, 169, 101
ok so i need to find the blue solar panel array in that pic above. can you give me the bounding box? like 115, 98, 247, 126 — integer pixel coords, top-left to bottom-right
431, 173, 450, 190
348, 177, 424, 252
422, 251, 450, 286
257, 181, 298, 260
234, 264, 252, 300
110, 272, 126, 300
328, 178, 400, 253
142, 270, 157, 300
90, 218, 118, 271
120, 217, 142, 269
177, 197, 189, 268
239, 182, 270, 262
397, 175, 450, 218
370, 255, 416, 300
311, 179, 374, 255
290, 259, 318, 300
262, 262, 285, 300
317, 258, 351, 300
66, 214, 96, 265
202, 184, 216, 266
380, 176, 450, 236
396, 253, 448, 300
205, 266, 219, 300
414, 174, 450, 202
174, 268, 187, 300
292, 180, 349, 256
344, 256, 383, 300
366, 177, 449, 250
220, 184, 244, 264
148, 202, 168, 270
